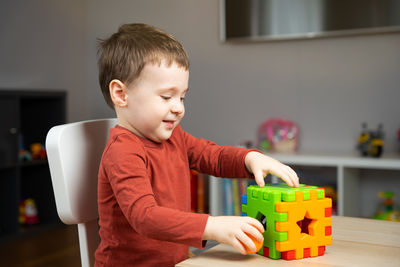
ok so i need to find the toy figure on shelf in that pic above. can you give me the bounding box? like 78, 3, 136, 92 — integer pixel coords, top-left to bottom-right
18, 143, 46, 162
357, 123, 384, 157
18, 134, 31, 162
19, 198, 39, 225
373, 191, 400, 222
18, 149, 32, 162
30, 143, 47, 160
257, 118, 298, 153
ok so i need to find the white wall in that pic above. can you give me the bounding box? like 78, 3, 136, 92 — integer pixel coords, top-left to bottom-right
2, 0, 399, 153
0, 0, 89, 122
87, 0, 400, 153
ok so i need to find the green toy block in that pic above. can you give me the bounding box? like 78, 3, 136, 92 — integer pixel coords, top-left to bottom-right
242, 183, 332, 260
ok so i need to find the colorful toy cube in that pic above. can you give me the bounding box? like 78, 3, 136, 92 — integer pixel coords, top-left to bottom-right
242, 183, 332, 260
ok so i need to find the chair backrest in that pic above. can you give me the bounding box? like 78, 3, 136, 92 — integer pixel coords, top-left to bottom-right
46, 118, 117, 267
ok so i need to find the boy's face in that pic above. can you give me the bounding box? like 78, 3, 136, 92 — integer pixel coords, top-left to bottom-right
117, 61, 189, 143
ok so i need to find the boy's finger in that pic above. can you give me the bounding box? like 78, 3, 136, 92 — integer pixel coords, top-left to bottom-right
285, 166, 299, 187
246, 226, 264, 242
238, 232, 256, 252
247, 217, 264, 233
281, 168, 297, 187
254, 170, 265, 187
287, 177, 295, 187
274, 170, 293, 187
232, 239, 247, 255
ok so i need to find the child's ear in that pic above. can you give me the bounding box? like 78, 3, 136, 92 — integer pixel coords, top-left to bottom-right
109, 79, 128, 107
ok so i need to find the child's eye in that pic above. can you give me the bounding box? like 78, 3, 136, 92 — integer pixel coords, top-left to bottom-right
180, 97, 185, 102
161, 95, 171, 100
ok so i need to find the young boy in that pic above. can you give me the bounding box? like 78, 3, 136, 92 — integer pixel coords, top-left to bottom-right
95, 23, 299, 266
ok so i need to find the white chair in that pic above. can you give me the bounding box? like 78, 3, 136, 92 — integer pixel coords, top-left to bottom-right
46, 118, 117, 267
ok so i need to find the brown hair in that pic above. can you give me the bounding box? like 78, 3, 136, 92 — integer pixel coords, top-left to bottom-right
97, 23, 190, 109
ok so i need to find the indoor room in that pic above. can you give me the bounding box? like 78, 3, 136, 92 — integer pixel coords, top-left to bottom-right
1, 0, 399, 266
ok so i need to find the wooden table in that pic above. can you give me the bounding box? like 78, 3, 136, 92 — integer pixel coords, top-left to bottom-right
177, 216, 400, 267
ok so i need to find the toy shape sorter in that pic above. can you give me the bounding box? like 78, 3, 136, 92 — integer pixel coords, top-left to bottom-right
242, 183, 332, 260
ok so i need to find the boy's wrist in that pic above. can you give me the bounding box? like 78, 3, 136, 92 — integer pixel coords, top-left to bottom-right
202, 216, 214, 240
244, 151, 261, 173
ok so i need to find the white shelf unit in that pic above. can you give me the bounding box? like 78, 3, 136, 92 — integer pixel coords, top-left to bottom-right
264, 152, 400, 217
208, 152, 400, 217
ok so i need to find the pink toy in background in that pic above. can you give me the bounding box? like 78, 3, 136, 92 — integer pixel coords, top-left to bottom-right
257, 118, 298, 152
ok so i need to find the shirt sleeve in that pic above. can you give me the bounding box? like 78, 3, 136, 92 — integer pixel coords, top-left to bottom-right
181, 129, 259, 178
103, 133, 209, 248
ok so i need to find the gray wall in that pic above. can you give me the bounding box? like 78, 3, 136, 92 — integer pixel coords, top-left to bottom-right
1, 0, 399, 154
87, 0, 400, 153
0, 0, 89, 122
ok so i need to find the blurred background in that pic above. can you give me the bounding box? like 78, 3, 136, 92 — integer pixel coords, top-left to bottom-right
1, 0, 399, 152
1, 0, 399, 265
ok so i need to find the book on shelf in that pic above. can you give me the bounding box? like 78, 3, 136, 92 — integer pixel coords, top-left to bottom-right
232, 179, 240, 216
209, 176, 253, 216
190, 170, 208, 214
223, 178, 233, 215
192, 172, 257, 216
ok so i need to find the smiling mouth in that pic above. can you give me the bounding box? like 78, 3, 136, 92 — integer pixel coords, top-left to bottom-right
163, 120, 175, 129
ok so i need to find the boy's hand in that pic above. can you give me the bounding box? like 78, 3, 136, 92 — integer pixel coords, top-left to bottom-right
202, 216, 264, 255
245, 151, 299, 187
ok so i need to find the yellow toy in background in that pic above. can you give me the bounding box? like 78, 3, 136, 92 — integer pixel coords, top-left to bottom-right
18, 142, 47, 161
373, 191, 400, 222
30, 143, 47, 160
357, 123, 384, 157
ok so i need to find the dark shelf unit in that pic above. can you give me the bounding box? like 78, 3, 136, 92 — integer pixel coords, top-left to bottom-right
0, 90, 66, 242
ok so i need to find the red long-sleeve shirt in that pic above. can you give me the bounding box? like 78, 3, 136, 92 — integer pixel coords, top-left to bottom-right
95, 125, 254, 266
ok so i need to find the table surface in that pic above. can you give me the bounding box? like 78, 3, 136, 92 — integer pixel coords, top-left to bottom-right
177, 216, 400, 267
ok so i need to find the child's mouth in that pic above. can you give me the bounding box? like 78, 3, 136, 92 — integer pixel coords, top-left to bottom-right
163, 120, 175, 129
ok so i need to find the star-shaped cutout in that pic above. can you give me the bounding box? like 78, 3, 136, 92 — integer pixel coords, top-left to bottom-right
297, 216, 313, 235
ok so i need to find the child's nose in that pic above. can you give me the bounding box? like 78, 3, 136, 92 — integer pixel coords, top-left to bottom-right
171, 101, 184, 114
